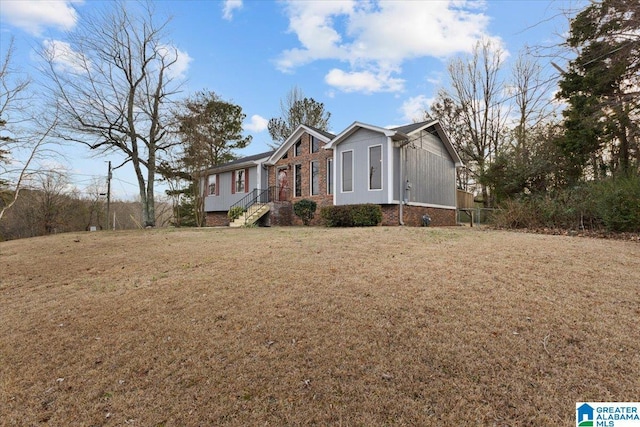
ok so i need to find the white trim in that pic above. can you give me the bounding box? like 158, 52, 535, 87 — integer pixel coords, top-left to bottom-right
387, 138, 395, 203
325, 121, 408, 150
256, 167, 262, 191
202, 157, 269, 175
341, 149, 354, 193
326, 158, 333, 195
406, 201, 456, 210
332, 150, 337, 204
266, 124, 333, 165
368, 144, 383, 191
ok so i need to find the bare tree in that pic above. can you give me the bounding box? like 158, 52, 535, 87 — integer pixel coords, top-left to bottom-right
431, 39, 508, 206
26, 170, 73, 235
41, 1, 182, 227
81, 178, 107, 230
1, 38, 56, 222
510, 51, 558, 164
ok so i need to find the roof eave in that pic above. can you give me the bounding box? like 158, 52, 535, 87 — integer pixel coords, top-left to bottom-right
203, 156, 270, 175
265, 124, 333, 165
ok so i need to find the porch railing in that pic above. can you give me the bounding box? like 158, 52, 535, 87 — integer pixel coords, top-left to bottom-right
229, 186, 290, 213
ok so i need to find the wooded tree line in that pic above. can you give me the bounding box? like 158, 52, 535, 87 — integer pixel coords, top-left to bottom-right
431, 0, 639, 232
0, 171, 174, 241
2, 0, 638, 237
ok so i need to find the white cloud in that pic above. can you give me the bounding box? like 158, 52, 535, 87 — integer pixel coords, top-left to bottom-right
222, 0, 243, 21
158, 45, 192, 80
325, 68, 404, 94
0, 0, 82, 36
42, 39, 89, 74
277, 0, 501, 94
244, 114, 269, 133
400, 95, 435, 122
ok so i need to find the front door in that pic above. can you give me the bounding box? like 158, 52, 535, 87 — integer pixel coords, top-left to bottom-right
277, 167, 289, 201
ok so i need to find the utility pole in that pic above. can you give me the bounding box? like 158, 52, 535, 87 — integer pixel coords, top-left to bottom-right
106, 161, 112, 230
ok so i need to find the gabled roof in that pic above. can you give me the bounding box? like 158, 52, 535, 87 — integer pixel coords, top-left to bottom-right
265, 124, 335, 165
305, 124, 336, 140
400, 120, 463, 167
203, 150, 275, 175
324, 119, 463, 167
323, 121, 409, 150
392, 120, 433, 135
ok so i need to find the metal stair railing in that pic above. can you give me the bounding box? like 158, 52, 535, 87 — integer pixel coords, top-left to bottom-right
230, 186, 279, 225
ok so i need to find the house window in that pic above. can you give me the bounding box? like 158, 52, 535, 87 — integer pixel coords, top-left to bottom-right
342, 150, 353, 192
294, 164, 302, 197
208, 174, 218, 196
235, 169, 245, 193
369, 145, 382, 190
310, 136, 319, 153
294, 139, 302, 156
310, 161, 319, 195
327, 158, 333, 195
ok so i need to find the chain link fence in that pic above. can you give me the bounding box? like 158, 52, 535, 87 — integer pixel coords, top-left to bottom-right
457, 208, 501, 227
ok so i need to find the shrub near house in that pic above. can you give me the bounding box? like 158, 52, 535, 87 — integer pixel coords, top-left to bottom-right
293, 199, 317, 225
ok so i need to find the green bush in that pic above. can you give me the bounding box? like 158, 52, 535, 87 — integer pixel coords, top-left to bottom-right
293, 199, 317, 225
227, 206, 245, 221
590, 175, 640, 232
320, 204, 382, 227
493, 175, 640, 232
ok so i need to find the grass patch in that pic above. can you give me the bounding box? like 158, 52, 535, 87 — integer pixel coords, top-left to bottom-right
1, 227, 639, 425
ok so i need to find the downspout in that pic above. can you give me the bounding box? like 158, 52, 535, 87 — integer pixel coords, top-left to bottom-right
399, 143, 404, 225
397, 137, 412, 226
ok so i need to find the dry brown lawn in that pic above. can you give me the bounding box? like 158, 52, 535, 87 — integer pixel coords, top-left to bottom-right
1, 227, 639, 426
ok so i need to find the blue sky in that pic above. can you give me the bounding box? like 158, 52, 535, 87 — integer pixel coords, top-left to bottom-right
0, 0, 583, 199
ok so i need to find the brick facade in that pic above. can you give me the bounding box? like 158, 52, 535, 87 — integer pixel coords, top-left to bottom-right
205, 212, 230, 227
267, 132, 333, 226
263, 202, 293, 226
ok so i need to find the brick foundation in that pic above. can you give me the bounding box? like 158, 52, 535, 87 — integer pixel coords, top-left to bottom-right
205, 212, 230, 227
208, 204, 454, 228
380, 204, 456, 227
263, 202, 293, 226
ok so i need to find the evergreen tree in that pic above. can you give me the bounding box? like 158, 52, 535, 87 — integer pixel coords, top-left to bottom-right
268, 87, 331, 143
161, 90, 251, 226
557, 0, 639, 180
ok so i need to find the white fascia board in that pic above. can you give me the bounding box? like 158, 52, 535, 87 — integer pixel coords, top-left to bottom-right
203, 157, 269, 175
406, 201, 457, 210
266, 124, 332, 165
324, 121, 399, 150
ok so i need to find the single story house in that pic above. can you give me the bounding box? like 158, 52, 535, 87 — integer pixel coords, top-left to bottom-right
201, 119, 463, 227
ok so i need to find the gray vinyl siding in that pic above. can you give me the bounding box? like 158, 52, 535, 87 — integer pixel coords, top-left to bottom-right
334, 128, 391, 205
260, 164, 268, 191
404, 130, 456, 207
393, 146, 400, 201
204, 165, 259, 212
